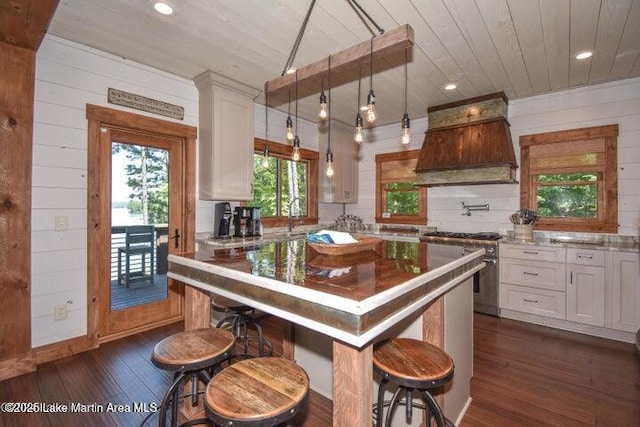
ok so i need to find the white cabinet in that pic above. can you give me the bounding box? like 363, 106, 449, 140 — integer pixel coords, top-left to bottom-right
566, 249, 605, 327
318, 120, 358, 203
194, 70, 257, 201
500, 244, 567, 318
606, 251, 640, 332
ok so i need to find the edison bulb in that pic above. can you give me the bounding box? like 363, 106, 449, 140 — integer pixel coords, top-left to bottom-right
292, 146, 301, 162
319, 103, 328, 119
366, 104, 377, 123
286, 116, 294, 141
326, 161, 334, 177
261, 155, 269, 168
401, 127, 412, 145
354, 127, 364, 143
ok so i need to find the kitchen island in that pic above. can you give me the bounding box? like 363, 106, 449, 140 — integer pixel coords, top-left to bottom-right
168, 237, 485, 426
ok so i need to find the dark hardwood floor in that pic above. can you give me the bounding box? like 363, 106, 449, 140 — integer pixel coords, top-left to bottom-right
1, 314, 638, 426
463, 314, 640, 427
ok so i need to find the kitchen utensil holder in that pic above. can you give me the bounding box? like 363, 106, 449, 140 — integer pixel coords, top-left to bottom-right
513, 224, 533, 240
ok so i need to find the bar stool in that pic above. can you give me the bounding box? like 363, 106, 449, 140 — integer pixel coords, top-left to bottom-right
204, 357, 309, 426
212, 295, 272, 357
152, 328, 236, 427
373, 338, 455, 427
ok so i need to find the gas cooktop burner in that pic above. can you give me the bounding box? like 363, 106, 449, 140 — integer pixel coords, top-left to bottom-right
421, 231, 502, 241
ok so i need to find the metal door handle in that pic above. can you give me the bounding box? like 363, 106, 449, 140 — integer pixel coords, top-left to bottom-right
577, 254, 593, 259
523, 271, 538, 276
523, 251, 539, 255
570, 271, 573, 284
169, 228, 181, 248
523, 298, 538, 303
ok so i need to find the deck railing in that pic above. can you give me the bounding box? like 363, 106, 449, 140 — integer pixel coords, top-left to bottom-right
110, 225, 168, 282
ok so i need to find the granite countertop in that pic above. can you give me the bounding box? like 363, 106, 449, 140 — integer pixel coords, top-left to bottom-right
501, 231, 639, 252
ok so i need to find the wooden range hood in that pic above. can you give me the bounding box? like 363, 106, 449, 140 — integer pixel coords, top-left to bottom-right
414, 92, 518, 187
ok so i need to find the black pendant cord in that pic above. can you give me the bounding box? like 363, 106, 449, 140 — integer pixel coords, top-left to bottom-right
348, 0, 384, 35
295, 72, 298, 134
288, 90, 291, 116
281, 0, 317, 76
265, 81, 269, 139
404, 49, 408, 114
357, 65, 361, 110
327, 55, 332, 154
369, 37, 374, 91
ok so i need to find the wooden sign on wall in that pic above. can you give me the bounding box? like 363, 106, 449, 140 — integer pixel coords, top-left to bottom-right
107, 88, 184, 120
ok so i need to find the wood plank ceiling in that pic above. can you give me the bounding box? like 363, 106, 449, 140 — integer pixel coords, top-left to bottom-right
46, 0, 640, 127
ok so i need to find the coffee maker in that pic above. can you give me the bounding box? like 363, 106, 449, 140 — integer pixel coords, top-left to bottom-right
213, 202, 232, 239
233, 206, 261, 237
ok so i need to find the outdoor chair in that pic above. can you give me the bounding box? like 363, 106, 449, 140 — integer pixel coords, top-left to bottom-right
118, 225, 155, 287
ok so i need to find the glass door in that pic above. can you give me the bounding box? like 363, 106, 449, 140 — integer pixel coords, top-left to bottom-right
100, 128, 183, 339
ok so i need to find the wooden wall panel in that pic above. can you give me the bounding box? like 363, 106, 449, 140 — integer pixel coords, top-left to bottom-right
0, 41, 36, 379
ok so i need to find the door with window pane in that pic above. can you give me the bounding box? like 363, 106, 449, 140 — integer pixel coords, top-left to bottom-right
101, 128, 183, 339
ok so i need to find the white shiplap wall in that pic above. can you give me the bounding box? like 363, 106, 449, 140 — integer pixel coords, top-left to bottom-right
350, 77, 640, 237
32, 35, 324, 348
32, 35, 201, 347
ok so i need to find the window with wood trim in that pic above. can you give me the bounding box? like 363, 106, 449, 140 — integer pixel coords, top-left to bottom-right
519, 125, 618, 233
375, 150, 427, 225
248, 138, 319, 227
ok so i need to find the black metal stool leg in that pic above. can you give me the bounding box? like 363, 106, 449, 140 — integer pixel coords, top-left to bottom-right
422, 390, 446, 427
384, 386, 404, 427
375, 376, 389, 427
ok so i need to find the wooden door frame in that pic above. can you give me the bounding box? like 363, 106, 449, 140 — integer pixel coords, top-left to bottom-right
86, 104, 196, 345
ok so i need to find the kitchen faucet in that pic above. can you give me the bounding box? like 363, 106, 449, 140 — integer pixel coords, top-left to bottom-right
287, 197, 300, 233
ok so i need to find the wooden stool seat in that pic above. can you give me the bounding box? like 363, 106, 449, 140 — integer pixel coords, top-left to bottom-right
373, 338, 454, 387
212, 296, 273, 357
205, 357, 309, 426
152, 328, 236, 371
152, 328, 236, 427
373, 338, 455, 427
212, 295, 252, 312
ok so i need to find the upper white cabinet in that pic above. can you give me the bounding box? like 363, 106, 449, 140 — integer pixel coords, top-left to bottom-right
606, 251, 640, 333
194, 70, 257, 201
318, 120, 358, 203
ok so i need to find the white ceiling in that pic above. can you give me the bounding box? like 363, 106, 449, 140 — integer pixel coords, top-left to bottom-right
47, 0, 640, 127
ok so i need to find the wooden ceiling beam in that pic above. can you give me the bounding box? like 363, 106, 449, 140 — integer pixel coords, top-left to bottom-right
265, 24, 414, 98
0, 0, 59, 51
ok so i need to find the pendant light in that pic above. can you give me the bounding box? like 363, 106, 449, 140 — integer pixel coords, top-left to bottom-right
292, 72, 301, 161
318, 78, 328, 120
285, 90, 294, 142
262, 81, 270, 167
325, 55, 334, 177
354, 65, 364, 143
400, 48, 412, 146
366, 37, 377, 124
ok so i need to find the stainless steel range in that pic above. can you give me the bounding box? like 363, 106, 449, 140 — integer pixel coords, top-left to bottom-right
420, 231, 501, 316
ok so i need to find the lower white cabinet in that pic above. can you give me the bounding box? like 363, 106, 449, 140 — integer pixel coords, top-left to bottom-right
566, 264, 605, 327
606, 251, 640, 333
501, 242, 639, 341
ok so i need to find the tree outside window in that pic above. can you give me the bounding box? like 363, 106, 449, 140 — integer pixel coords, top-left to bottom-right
519, 125, 618, 233
249, 139, 318, 227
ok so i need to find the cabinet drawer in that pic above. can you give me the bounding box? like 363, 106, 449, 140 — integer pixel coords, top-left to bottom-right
500, 284, 566, 319
500, 258, 566, 291
567, 248, 604, 266
500, 244, 566, 262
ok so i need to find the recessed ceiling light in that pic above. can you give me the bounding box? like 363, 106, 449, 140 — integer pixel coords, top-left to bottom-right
153, 1, 174, 15
444, 83, 457, 91
576, 51, 593, 60
360, 105, 368, 111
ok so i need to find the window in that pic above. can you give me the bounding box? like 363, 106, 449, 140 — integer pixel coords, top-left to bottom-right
520, 125, 618, 233
375, 150, 427, 224
249, 138, 318, 227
